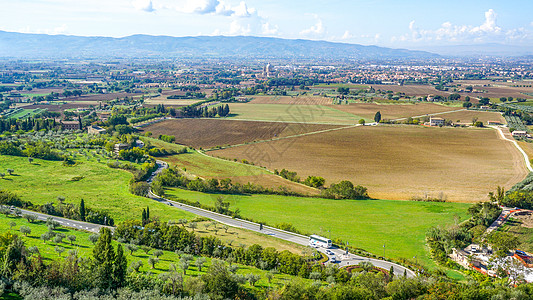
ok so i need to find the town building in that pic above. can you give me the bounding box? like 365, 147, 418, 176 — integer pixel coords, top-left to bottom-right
87, 125, 106, 135
61, 121, 79, 131
512, 131, 529, 138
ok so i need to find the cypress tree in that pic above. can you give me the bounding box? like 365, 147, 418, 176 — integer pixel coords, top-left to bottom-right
80, 199, 86, 221
113, 244, 127, 288
374, 111, 381, 123
92, 228, 115, 290
146, 206, 150, 222
142, 209, 146, 226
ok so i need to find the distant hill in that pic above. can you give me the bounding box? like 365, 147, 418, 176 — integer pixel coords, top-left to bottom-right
0, 31, 437, 60
416, 43, 533, 57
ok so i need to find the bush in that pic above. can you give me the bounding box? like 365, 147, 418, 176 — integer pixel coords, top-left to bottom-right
130, 181, 150, 197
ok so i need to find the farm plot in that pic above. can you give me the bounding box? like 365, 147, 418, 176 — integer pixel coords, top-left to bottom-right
227, 103, 366, 124
328, 102, 461, 121
249, 95, 335, 105
141, 119, 344, 149
438, 110, 505, 124
142, 137, 319, 195
371, 84, 454, 98
211, 126, 527, 202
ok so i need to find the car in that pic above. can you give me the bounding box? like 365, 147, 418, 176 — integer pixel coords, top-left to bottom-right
330, 256, 337, 263
325, 250, 333, 255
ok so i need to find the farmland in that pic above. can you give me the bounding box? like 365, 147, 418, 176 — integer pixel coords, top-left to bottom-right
327, 102, 462, 121
227, 103, 366, 124
436, 110, 506, 124
141, 118, 344, 149
0, 155, 194, 223
143, 137, 319, 195
371, 84, 457, 98
249, 95, 336, 105
165, 187, 471, 268
211, 125, 527, 202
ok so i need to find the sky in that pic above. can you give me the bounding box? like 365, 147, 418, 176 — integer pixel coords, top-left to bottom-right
1, 0, 533, 49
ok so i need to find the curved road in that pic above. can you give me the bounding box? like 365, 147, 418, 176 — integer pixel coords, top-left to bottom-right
149, 160, 416, 277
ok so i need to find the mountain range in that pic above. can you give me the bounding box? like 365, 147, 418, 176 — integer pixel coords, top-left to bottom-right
0, 30, 437, 60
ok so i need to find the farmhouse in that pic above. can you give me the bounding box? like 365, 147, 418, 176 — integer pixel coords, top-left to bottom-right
428, 117, 445, 127
512, 131, 529, 138
487, 120, 503, 126
87, 125, 106, 135
61, 121, 79, 131
114, 143, 129, 154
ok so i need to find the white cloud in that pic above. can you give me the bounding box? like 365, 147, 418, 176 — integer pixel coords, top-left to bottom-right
262, 22, 278, 35
176, 0, 255, 18
132, 0, 154, 12
229, 20, 251, 35
395, 9, 532, 44
300, 19, 325, 37
341, 30, 352, 40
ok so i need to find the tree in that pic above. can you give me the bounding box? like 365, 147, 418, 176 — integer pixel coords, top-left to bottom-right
92, 227, 115, 290
180, 257, 190, 275
28, 157, 33, 164
9, 221, 16, 230
113, 244, 128, 288
20, 226, 31, 236
130, 260, 143, 272
79, 199, 86, 221
189, 222, 197, 232
41, 232, 51, 243
359, 119, 365, 125
246, 273, 261, 286
374, 111, 381, 123
153, 249, 164, 258
196, 257, 207, 272
23, 214, 37, 223
67, 235, 76, 245
6, 169, 13, 175
55, 246, 65, 257
389, 266, 394, 281
126, 243, 138, 255
148, 256, 160, 269
88, 233, 99, 244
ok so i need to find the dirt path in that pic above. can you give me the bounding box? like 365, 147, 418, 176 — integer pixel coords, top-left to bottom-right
493, 126, 530, 189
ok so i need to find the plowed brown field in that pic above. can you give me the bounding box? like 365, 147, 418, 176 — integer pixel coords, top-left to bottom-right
211, 125, 527, 202
141, 119, 343, 149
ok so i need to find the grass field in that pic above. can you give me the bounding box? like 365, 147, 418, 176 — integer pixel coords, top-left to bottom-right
143, 137, 319, 195
165, 188, 471, 268
0, 214, 302, 288
141, 119, 343, 149
5, 108, 46, 119
227, 103, 367, 124
211, 125, 527, 202
328, 102, 462, 121
0, 155, 194, 223
249, 95, 335, 105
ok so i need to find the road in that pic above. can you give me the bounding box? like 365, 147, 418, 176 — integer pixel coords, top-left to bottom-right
147, 162, 416, 277
17, 208, 109, 233
493, 126, 533, 172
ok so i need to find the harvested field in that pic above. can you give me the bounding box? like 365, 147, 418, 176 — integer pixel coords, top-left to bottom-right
455, 80, 533, 99
249, 95, 335, 105
440, 110, 506, 124
227, 103, 364, 124
211, 126, 527, 202
144, 98, 202, 106
223, 174, 320, 195
328, 102, 461, 120
63, 92, 139, 102
141, 118, 344, 149
372, 84, 455, 98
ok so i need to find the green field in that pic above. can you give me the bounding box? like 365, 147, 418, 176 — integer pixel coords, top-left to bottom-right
144, 137, 270, 177
0, 155, 194, 223
4, 108, 46, 119
0, 214, 300, 288
227, 103, 367, 124
165, 188, 471, 268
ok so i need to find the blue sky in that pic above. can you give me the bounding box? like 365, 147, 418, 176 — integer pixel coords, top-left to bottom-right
2, 0, 533, 48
